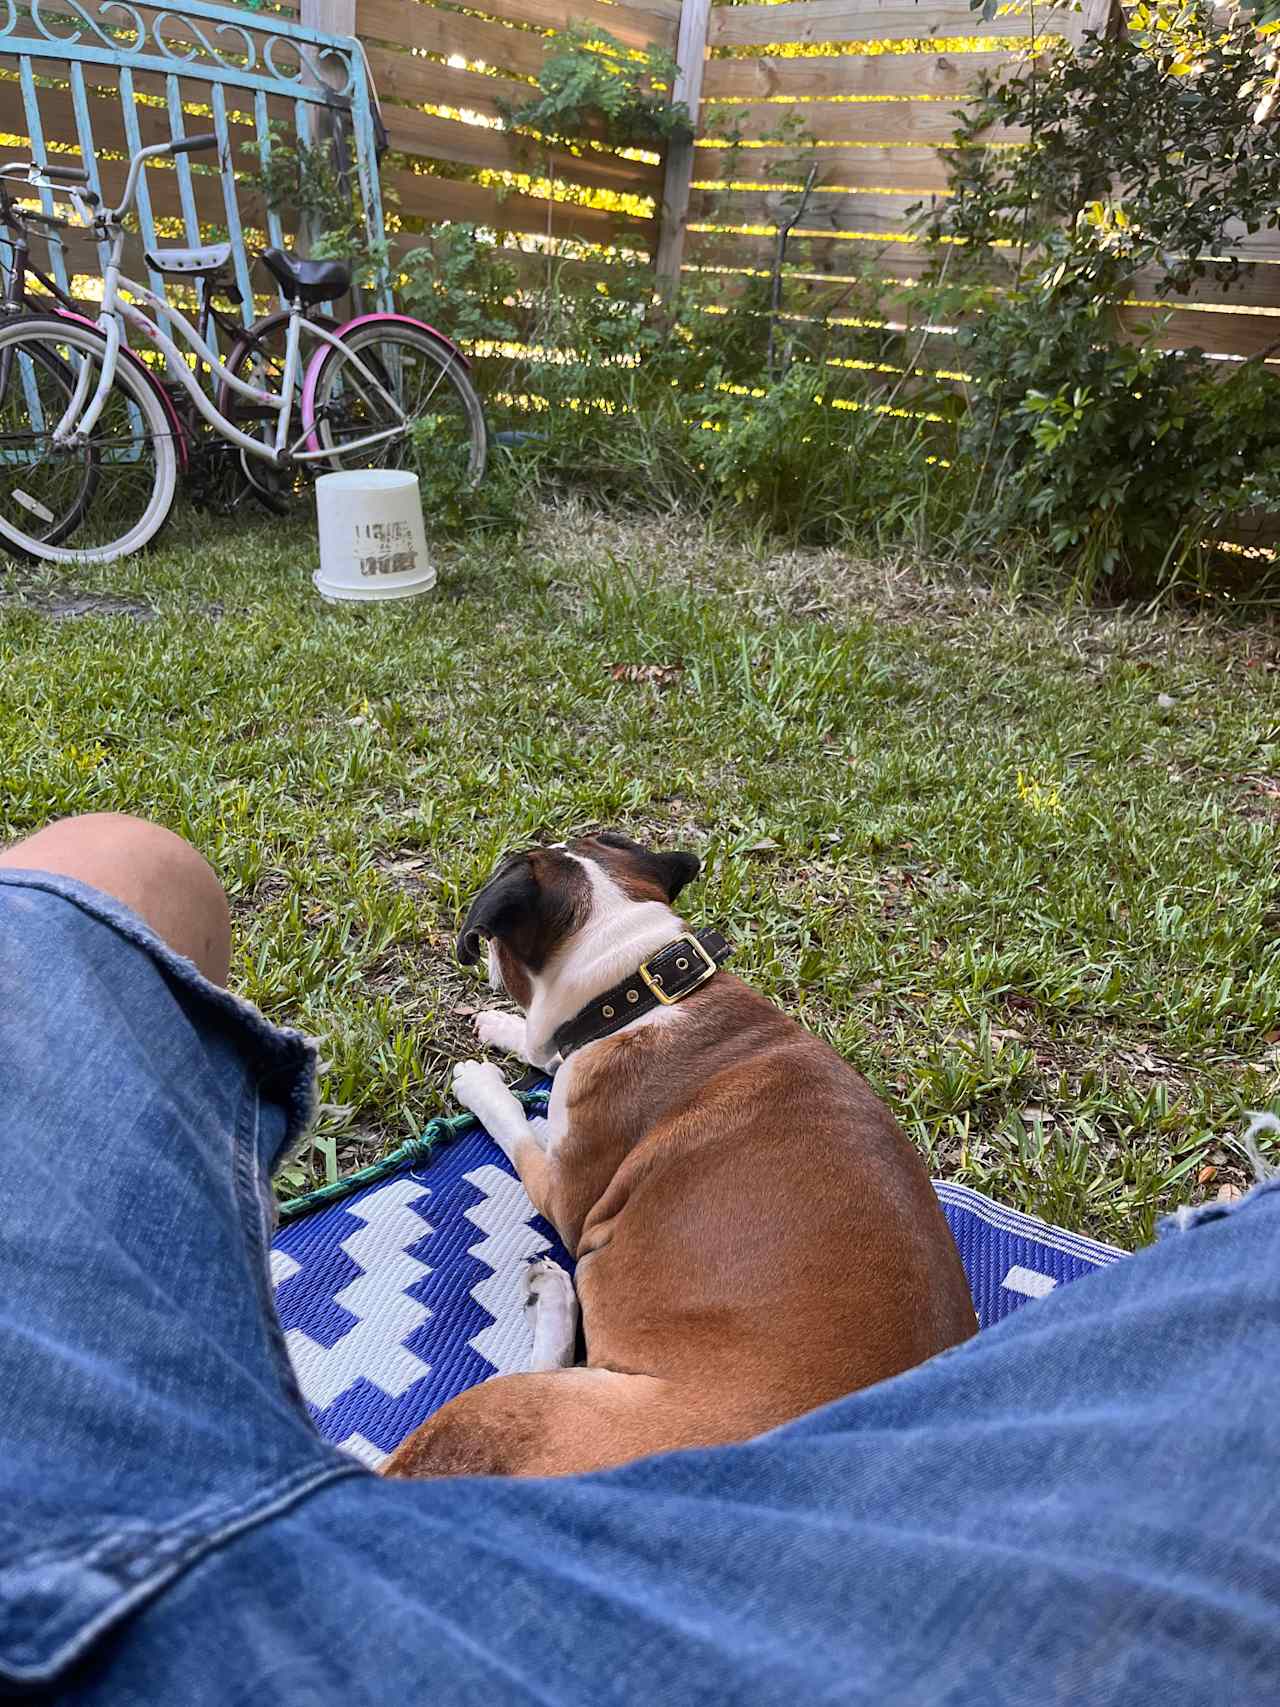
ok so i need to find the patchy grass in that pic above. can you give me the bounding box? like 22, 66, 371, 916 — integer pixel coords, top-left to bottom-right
2, 503, 1278, 1247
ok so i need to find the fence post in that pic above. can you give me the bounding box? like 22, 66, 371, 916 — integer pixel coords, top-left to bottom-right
299, 0, 356, 262
1075, 0, 1123, 42
302, 0, 356, 42
655, 0, 712, 300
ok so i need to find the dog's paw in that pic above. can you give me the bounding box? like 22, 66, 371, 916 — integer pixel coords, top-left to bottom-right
473, 1009, 525, 1056
523, 1256, 575, 1310
451, 1058, 512, 1115
523, 1258, 578, 1370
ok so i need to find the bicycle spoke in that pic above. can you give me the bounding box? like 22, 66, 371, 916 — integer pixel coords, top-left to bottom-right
0, 319, 176, 561
312, 325, 485, 490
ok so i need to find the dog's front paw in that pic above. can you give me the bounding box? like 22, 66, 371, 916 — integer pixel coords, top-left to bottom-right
523, 1256, 575, 1308
473, 1009, 525, 1056
452, 1058, 512, 1115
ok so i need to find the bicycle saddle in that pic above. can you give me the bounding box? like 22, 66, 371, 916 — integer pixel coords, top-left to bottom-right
144, 241, 232, 277
260, 248, 351, 303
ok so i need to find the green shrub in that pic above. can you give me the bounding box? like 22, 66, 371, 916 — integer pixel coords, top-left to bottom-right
497, 23, 691, 150
921, 0, 1280, 592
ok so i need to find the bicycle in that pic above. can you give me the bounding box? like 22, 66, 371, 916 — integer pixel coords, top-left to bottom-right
1, 167, 286, 520
0, 134, 487, 564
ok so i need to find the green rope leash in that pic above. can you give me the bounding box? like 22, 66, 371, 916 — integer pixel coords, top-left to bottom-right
276, 1088, 549, 1225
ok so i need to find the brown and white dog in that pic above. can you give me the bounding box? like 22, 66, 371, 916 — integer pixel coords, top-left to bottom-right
384, 832, 975, 1481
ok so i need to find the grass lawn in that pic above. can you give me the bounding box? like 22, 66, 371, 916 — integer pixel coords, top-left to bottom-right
2, 503, 1277, 1248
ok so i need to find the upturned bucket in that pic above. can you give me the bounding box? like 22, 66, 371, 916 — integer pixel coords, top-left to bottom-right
312, 469, 435, 603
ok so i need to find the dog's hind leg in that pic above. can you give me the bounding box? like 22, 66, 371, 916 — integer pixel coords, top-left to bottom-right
381, 1368, 719, 1480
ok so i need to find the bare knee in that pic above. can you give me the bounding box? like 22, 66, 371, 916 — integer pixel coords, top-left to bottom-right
0, 812, 231, 985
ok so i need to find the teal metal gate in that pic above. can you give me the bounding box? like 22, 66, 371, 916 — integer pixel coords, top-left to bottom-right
0, 0, 388, 322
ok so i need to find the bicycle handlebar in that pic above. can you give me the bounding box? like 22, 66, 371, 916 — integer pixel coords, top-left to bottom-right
170, 132, 218, 156
0, 134, 223, 235
110, 133, 223, 222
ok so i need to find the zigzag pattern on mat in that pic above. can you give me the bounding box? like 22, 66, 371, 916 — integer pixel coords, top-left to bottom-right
270, 1117, 1122, 1468
271, 1122, 573, 1468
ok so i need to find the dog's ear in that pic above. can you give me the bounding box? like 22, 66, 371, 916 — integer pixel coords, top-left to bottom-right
652, 850, 701, 901
457, 849, 591, 971
456, 858, 540, 966
588, 832, 702, 904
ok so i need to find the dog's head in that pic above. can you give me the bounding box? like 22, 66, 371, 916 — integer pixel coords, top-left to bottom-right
457, 832, 701, 1008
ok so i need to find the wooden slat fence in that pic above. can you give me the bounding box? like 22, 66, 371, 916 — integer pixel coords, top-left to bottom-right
357, 0, 680, 261
680, 0, 1280, 368
4, 0, 1277, 373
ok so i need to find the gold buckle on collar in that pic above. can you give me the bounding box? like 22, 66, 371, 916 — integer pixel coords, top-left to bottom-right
637, 933, 717, 1006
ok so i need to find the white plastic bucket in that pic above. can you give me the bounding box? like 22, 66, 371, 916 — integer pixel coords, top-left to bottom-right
312, 469, 435, 603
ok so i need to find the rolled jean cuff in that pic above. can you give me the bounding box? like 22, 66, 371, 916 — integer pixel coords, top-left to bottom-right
0, 868, 317, 1165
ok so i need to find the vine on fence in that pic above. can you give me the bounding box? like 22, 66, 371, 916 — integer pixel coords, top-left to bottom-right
498, 24, 692, 151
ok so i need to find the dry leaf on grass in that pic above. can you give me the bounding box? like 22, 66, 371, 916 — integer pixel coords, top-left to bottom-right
608, 662, 684, 687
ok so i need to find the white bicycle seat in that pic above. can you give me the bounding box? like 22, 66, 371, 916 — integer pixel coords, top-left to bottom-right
143, 241, 232, 277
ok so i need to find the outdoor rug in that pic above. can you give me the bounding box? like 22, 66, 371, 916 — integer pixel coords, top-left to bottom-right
271, 1099, 1122, 1469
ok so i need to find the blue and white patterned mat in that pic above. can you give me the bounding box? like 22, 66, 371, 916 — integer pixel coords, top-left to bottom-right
271, 1117, 1121, 1469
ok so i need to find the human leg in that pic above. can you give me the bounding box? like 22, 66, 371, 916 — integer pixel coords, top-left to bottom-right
0, 829, 355, 1689
62, 1174, 1280, 1705
0, 812, 231, 984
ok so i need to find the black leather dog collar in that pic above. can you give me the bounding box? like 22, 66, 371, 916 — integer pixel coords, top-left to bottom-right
553, 928, 732, 1060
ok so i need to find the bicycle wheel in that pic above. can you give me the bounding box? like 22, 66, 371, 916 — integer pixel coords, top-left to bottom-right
0, 330, 98, 549
218, 309, 337, 512
306, 322, 486, 493
0, 317, 177, 565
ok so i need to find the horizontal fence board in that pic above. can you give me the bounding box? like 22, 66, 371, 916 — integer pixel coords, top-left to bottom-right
1117, 304, 1280, 361
358, 0, 550, 76
1, 69, 287, 147
1216, 220, 1280, 266
696, 99, 1023, 146
690, 187, 938, 235
1218, 509, 1280, 549
458, 0, 678, 51
382, 107, 660, 195
22, 84, 265, 169
363, 42, 528, 121
685, 229, 973, 280
388, 166, 658, 248
693, 144, 957, 193
707, 0, 1068, 49
702, 48, 1018, 102
385, 234, 643, 299
1129, 264, 1280, 314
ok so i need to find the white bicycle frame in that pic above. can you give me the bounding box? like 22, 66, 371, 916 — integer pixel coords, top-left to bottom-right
24, 141, 407, 463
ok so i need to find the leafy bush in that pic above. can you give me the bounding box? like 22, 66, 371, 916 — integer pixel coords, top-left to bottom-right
255, 130, 389, 289
397, 225, 523, 348
391, 223, 967, 547
921, 0, 1280, 591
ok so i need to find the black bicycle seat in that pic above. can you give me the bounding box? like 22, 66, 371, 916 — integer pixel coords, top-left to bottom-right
260, 248, 351, 304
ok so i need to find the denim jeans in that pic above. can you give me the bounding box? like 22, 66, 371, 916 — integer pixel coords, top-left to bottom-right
1, 870, 1277, 1705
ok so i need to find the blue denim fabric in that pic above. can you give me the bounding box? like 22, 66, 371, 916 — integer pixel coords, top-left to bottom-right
0, 873, 361, 1689
2, 872, 1278, 1704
